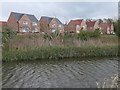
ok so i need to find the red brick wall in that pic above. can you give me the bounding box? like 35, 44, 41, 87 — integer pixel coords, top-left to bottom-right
67, 21, 76, 33
49, 18, 64, 33
7, 15, 18, 32
19, 15, 32, 32
39, 18, 50, 33
0, 21, 7, 27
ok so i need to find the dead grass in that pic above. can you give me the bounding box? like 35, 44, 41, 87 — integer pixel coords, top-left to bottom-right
7, 34, 118, 50
96, 74, 118, 88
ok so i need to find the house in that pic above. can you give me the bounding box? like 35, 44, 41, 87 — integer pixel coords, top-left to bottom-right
0, 21, 7, 33
86, 20, 99, 31
67, 19, 87, 33
0, 21, 7, 27
7, 12, 39, 33
39, 16, 64, 33
99, 23, 115, 34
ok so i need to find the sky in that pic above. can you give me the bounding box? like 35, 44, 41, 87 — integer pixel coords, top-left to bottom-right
0, 1, 118, 24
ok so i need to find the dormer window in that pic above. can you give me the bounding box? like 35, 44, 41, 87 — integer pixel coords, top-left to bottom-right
23, 21, 28, 25
32, 22, 37, 26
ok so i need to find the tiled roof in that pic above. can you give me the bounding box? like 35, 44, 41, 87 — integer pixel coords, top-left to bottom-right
86, 21, 96, 27
11, 12, 38, 22
41, 16, 53, 24
54, 18, 63, 25
70, 19, 83, 25
41, 16, 63, 25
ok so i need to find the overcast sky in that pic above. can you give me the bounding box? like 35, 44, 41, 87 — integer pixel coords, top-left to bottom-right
1, 2, 118, 24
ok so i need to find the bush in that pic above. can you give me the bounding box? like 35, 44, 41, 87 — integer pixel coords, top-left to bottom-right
2, 27, 16, 49
90, 28, 101, 38
113, 19, 120, 37
78, 30, 88, 41
77, 29, 101, 41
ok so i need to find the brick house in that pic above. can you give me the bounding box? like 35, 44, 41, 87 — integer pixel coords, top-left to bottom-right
39, 16, 64, 33
99, 23, 114, 34
86, 20, 99, 31
0, 21, 7, 27
7, 12, 39, 33
0, 21, 7, 32
67, 19, 87, 33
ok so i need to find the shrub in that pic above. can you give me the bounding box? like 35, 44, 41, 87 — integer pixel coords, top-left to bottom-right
91, 28, 101, 38
77, 29, 101, 41
2, 27, 16, 49
113, 19, 120, 37
78, 30, 89, 41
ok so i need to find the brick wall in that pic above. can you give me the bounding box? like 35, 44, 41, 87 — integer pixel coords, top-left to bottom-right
7, 15, 18, 32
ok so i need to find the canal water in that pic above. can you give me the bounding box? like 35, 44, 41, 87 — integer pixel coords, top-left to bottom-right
2, 57, 118, 88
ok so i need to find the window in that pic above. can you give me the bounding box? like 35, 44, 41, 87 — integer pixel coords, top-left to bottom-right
52, 24, 56, 28
22, 26, 30, 32
52, 29, 56, 33
23, 28, 29, 32
23, 21, 28, 25
32, 28, 38, 32
59, 25, 62, 27
32, 22, 37, 26
90, 27, 92, 29
76, 25, 80, 31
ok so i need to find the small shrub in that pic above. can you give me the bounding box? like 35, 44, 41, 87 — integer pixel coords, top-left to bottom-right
2, 27, 16, 50
77, 29, 101, 41
78, 30, 89, 41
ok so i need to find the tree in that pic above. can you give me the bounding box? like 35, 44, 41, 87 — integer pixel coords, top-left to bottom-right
113, 19, 120, 37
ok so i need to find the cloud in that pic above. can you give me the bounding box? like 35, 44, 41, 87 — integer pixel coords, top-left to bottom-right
1, 2, 118, 23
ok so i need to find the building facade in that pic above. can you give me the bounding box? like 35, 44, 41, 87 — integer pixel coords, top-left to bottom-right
7, 12, 39, 33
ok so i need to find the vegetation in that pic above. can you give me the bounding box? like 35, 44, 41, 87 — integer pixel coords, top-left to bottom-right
2, 27, 16, 50
113, 19, 120, 37
2, 27, 118, 62
77, 29, 101, 40
96, 74, 118, 88
2, 45, 118, 62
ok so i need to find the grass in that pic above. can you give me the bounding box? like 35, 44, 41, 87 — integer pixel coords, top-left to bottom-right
2, 33, 118, 62
2, 45, 118, 62
6, 34, 118, 50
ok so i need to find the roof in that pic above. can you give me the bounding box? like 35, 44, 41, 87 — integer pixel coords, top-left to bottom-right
41, 16, 53, 24
86, 21, 96, 27
10, 12, 38, 22
54, 18, 63, 25
41, 16, 63, 25
69, 19, 83, 25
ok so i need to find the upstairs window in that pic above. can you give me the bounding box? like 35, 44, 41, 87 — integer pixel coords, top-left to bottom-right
52, 24, 56, 28
59, 25, 62, 28
23, 21, 28, 25
32, 22, 37, 26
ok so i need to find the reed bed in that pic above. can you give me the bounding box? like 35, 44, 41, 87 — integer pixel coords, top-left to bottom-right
3, 45, 118, 61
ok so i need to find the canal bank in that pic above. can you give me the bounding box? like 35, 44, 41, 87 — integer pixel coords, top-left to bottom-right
2, 45, 118, 62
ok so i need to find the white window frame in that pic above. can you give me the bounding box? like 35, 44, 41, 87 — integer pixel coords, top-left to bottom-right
59, 25, 62, 28
32, 22, 37, 26
23, 21, 28, 25
32, 28, 38, 32
52, 24, 56, 28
